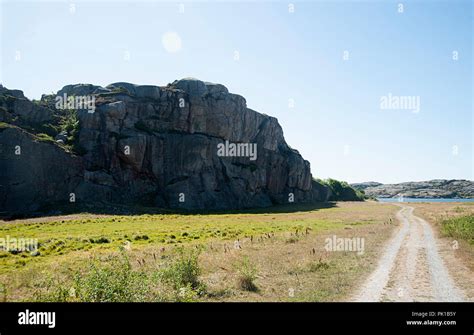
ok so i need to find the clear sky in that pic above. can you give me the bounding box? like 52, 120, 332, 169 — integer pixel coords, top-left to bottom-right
1, 0, 472, 184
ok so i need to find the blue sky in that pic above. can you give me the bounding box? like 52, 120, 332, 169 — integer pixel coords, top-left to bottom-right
1, 0, 472, 183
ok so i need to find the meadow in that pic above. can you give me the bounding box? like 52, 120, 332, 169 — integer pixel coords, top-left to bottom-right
0, 201, 400, 302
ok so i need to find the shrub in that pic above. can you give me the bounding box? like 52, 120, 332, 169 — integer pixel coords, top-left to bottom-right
235, 256, 258, 292
57, 109, 85, 155
73, 253, 150, 302
59, 109, 79, 135
317, 178, 365, 201
34, 251, 153, 302
175, 283, 199, 302
33, 278, 71, 302
90, 237, 110, 244
133, 234, 149, 241
160, 247, 203, 292
38, 123, 59, 137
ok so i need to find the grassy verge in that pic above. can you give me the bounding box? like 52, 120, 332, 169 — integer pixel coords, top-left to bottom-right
412, 202, 474, 295
440, 215, 474, 245
411, 202, 474, 245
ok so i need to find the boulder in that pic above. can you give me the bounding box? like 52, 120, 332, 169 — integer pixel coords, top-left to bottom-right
135, 85, 161, 100
57, 84, 109, 97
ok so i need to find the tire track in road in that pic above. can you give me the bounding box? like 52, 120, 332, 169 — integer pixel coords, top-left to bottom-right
353, 205, 465, 302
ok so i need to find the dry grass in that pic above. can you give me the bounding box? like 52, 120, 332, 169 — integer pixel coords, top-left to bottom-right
197, 213, 397, 301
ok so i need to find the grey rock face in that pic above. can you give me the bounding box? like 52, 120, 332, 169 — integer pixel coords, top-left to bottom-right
0, 79, 330, 214
106, 82, 137, 95
0, 127, 84, 213
350, 182, 383, 191
352, 180, 474, 198
0, 85, 53, 124
135, 85, 161, 100
57, 84, 108, 97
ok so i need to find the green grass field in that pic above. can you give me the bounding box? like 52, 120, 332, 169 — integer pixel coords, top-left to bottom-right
0, 204, 341, 270
0, 202, 399, 302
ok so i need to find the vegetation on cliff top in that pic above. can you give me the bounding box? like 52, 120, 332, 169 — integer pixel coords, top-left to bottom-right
315, 178, 367, 201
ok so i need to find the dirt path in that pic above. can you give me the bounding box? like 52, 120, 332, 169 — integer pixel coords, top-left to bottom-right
353, 205, 465, 302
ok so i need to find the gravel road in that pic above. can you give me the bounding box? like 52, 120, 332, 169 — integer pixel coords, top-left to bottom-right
353, 205, 465, 302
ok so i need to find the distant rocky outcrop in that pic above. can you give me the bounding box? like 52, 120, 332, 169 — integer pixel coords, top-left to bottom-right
351, 180, 474, 199
350, 182, 383, 191
0, 79, 332, 215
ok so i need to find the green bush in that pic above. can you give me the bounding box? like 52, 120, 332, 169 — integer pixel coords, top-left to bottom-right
59, 109, 79, 135
35, 251, 153, 302
39, 123, 59, 137
33, 279, 71, 302
73, 253, 150, 302
317, 178, 365, 201
174, 283, 199, 302
90, 237, 110, 244
58, 109, 82, 154
160, 247, 203, 292
235, 256, 258, 292
133, 235, 149, 241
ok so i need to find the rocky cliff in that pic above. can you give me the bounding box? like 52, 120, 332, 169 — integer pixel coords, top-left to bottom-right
0, 79, 331, 215
351, 180, 474, 199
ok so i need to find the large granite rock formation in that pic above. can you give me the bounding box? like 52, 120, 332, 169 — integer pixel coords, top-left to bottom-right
0, 79, 331, 215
